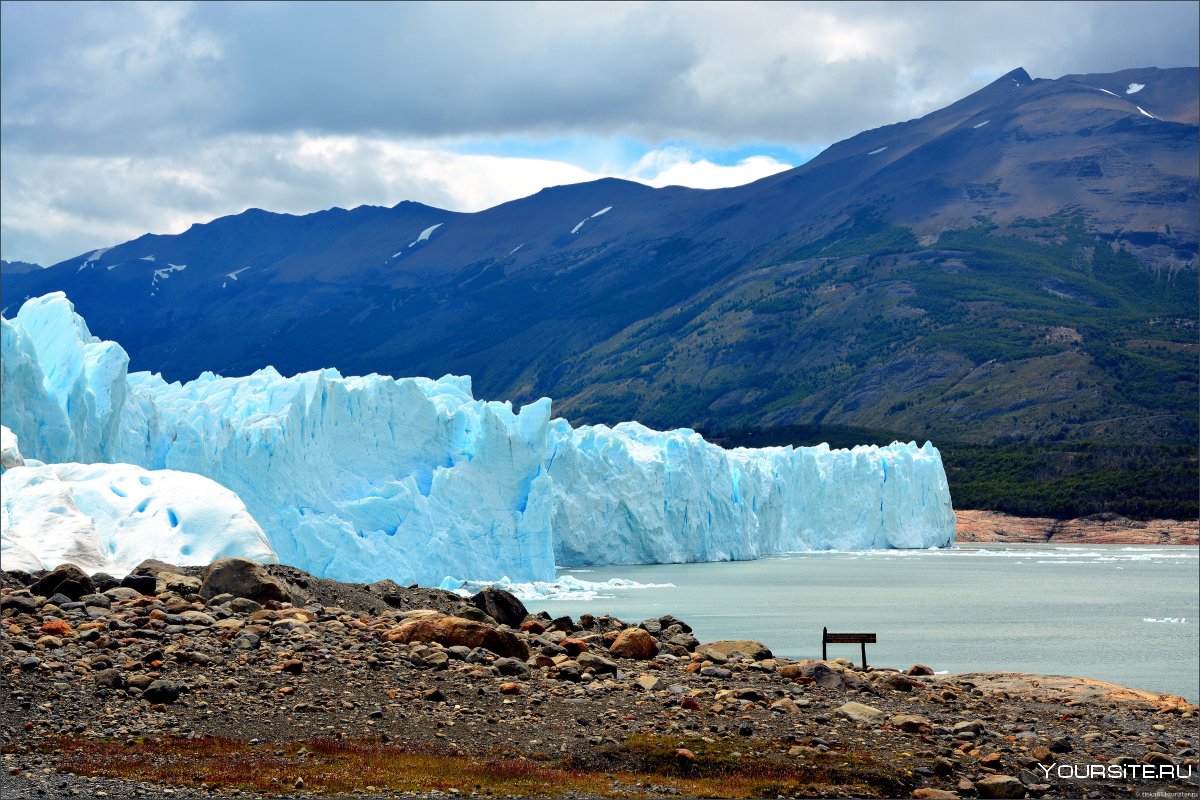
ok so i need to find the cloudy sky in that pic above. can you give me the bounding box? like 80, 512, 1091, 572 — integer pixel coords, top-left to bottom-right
2, 1, 1197, 266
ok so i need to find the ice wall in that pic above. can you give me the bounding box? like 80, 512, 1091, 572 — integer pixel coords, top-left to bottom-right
547, 421, 953, 567
1, 293, 955, 583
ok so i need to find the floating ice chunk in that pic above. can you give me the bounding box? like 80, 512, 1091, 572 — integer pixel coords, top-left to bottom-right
972, 120, 990, 129
1126, 82, 1145, 94
1, 461, 277, 576
226, 267, 250, 281
140, 255, 156, 262
408, 223, 443, 247
442, 573, 675, 602
868, 147, 888, 155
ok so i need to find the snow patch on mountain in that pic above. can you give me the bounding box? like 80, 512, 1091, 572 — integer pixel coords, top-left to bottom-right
868, 147, 888, 155
1126, 82, 1145, 94
78, 247, 111, 272
572, 207, 613, 234
153, 264, 187, 283
409, 223, 443, 247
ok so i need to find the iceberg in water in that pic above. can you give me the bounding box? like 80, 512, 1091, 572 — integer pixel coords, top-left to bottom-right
439, 574, 676, 602
1, 293, 956, 583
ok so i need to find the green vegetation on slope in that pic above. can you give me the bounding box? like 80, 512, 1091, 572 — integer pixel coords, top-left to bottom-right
558, 213, 1198, 520
709, 425, 1198, 521
941, 440, 1198, 520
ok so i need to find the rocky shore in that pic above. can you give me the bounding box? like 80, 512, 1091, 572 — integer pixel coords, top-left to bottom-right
955, 511, 1199, 546
2, 558, 1197, 800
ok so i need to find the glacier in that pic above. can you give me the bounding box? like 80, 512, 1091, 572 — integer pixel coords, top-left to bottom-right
1, 293, 955, 584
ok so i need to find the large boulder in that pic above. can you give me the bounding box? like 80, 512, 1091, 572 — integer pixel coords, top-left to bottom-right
469, 587, 527, 628
975, 775, 1027, 799
140, 679, 188, 705
160, 572, 201, 595
890, 713, 933, 733
697, 639, 772, 661
609, 627, 660, 659
119, 574, 157, 595
781, 660, 871, 691
32, 564, 93, 601
200, 558, 289, 604
577, 651, 619, 674
834, 701, 887, 725
89, 572, 119, 592
382, 615, 529, 659
877, 672, 918, 692
129, 558, 184, 577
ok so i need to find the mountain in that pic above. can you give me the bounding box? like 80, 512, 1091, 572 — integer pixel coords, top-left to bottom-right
3, 67, 1197, 518
0, 260, 44, 275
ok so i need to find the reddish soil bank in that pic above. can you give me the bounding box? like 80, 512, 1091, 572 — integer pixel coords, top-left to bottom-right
955, 510, 1198, 546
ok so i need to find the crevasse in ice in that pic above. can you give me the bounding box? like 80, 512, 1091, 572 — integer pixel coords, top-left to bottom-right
1, 293, 955, 583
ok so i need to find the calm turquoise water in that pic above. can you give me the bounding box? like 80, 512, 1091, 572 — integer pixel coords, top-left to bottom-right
523, 544, 1200, 702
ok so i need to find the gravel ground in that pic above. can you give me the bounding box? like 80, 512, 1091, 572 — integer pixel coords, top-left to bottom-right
3, 560, 1196, 799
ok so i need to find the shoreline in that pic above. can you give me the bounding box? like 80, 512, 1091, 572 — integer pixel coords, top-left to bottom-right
954, 510, 1198, 546
3, 559, 1197, 799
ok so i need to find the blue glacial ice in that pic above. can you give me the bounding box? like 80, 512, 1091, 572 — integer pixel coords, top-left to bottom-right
1, 293, 956, 584
1, 428, 277, 577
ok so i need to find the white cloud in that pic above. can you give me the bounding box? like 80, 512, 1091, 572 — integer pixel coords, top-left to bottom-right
2, 1, 1196, 264
0, 137, 574, 261
628, 148, 792, 189
5, 2, 1197, 150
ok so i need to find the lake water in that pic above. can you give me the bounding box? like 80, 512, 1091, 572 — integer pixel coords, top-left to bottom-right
522, 544, 1200, 702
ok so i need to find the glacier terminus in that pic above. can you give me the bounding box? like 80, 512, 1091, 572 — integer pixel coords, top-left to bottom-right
1, 293, 955, 584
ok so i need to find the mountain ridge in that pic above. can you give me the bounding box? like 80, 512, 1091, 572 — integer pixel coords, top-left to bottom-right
3, 66, 1196, 518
